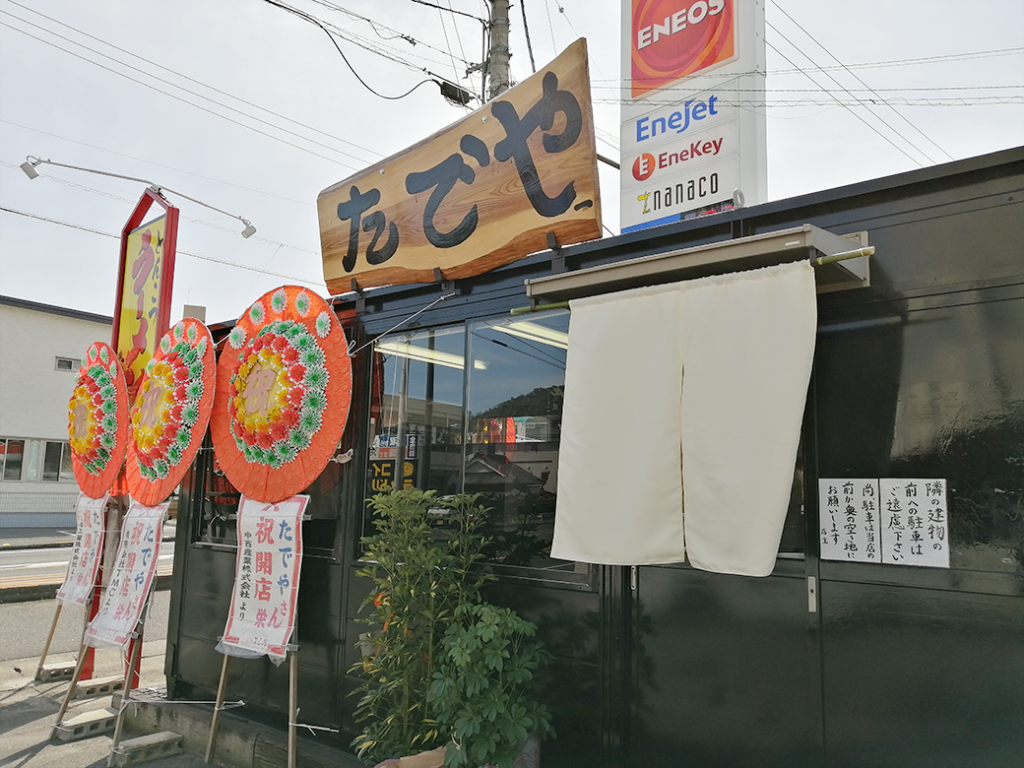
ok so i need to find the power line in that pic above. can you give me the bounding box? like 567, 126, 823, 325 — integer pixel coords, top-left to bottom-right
6, 0, 382, 162
520, 0, 537, 72
262, 0, 445, 100
0, 206, 324, 286
767, 19, 936, 165
407, 0, 487, 24
1, 119, 311, 207
309, 0, 473, 66
0, 17, 366, 170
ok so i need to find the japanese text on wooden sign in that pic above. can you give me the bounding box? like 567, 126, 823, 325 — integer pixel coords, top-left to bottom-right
221, 495, 308, 664
317, 39, 602, 292
56, 493, 108, 606
819, 479, 949, 568
84, 500, 168, 648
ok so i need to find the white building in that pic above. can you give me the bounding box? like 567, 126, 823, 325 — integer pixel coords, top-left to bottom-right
0, 295, 111, 528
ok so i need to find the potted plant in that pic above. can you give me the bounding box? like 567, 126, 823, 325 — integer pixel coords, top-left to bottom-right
429, 603, 554, 768
351, 489, 554, 767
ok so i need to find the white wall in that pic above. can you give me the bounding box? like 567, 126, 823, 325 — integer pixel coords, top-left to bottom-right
0, 301, 111, 525
0, 302, 110, 439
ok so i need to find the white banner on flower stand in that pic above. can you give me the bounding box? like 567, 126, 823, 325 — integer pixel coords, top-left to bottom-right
218, 494, 308, 663
51, 498, 168, 743
207, 495, 309, 768
84, 499, 168, 649
56, 493, 109, 605
36, 493, 110, 682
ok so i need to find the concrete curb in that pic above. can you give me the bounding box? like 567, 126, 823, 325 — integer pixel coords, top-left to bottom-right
124, 688, 366, 768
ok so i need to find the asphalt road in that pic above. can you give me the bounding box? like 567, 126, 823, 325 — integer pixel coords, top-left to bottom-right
0, 590, 171, 663
0, 543, 175, 592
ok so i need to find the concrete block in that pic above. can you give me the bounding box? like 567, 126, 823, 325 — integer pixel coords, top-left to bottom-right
53, 707, 118, 742
36, 662, 76, 681
109, 731, 183, 766
75, 674, 124, 699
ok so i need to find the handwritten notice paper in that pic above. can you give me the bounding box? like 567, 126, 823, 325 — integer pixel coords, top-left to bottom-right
220, 495, 307, 664
820, 478, 950, 568
84, 500, 168, 649
56, 493, 108, 605
819, 480, 880, 563
880, 479, 950, 568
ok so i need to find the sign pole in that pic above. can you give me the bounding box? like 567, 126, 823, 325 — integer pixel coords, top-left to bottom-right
34, 602, 64, 680
204, 653, 232, 764
288, 650, 298, 768
50, 642, 91, 740
107, 619, 146, 767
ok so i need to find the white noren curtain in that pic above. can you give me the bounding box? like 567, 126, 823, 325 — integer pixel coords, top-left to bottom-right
550, 260, 816, 577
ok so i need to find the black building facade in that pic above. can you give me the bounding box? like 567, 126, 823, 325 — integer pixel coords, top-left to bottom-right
166, 147, 1024, 768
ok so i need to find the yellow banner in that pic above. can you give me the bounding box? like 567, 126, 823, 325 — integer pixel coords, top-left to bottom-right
118, 215, 167, 399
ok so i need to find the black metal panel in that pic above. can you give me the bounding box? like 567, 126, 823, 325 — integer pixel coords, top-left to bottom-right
631, 564, 814, 768
164, 149, 1024, 766
821, 581, 1024, 768
483, 581, 605, 768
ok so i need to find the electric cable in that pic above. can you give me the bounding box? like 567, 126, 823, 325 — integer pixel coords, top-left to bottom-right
768, 19, 938, 165
261, 0, 439, 101
771, 0, 954, 161
521, 0, 537, 73
0, 206, 324, 286
6, 0, 382, 161
0, 17, 366, 170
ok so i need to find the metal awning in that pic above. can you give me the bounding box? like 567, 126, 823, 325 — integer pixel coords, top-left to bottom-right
524, 224, 871, 304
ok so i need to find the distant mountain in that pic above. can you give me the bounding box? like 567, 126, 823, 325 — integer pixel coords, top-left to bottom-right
475, 385, 564, 419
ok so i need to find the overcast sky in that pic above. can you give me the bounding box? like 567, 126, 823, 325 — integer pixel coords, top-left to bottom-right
1, 0, 1021, 325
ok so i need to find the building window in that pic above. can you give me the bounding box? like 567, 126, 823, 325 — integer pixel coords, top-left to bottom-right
368, 312, 586, 580
0, 439, 25, 481
42, 441, 74, 481
55, 357, 78, 371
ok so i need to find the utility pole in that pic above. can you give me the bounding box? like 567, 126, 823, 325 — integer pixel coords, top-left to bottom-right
486, 0, 511, 100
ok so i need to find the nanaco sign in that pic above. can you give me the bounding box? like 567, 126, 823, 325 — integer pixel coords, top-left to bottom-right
317, 39, 602, 292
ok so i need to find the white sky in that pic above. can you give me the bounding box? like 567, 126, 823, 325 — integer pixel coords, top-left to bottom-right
1, 0, 1022, 324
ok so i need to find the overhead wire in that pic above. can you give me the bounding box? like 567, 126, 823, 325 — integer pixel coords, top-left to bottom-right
6, 0, 382, 162
771, 0, 954, 161
0, 119, 312, 206
261, 0, 440, 101
520, 0, 537, 73
767, 18, 938, 165
309, 0, 472, 65
0, 206, 324, 286
0, 16, 367, 170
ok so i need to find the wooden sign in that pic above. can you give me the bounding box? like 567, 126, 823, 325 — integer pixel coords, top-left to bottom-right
317, 39, 602, 291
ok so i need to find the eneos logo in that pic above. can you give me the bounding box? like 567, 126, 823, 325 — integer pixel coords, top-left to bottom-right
632, 153, 657, 181
631, 0, 735, 98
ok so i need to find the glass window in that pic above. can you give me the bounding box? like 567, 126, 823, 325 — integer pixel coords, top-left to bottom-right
367, 313, 583, 577
22, 440, 40, 482
42, 441, 64, 481
1, 439, 25, 481
466, 313, 570, 570
55, 357, 76, 371
369, 326, 466, 499
60, 442, 75, 481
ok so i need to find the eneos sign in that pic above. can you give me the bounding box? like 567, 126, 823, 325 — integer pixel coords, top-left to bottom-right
631, 0, 735, 98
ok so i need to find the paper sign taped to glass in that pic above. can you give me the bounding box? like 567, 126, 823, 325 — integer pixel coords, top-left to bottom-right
84, 499, 168, 649
55, 493, 108, 606
218, 495, 308, 665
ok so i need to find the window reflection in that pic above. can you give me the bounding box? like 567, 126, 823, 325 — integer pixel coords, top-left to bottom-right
370, 326, 466, 498
467, 313, 569, 570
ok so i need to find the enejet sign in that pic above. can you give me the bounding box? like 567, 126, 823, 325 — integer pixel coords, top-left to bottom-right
318, 40, 601, 292
620, 0, 766, 233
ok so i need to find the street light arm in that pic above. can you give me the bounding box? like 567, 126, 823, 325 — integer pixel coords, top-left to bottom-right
20, 156, 256, 238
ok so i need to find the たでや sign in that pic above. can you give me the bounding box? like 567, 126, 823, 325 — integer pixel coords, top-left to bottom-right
317, 39, 601, 291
